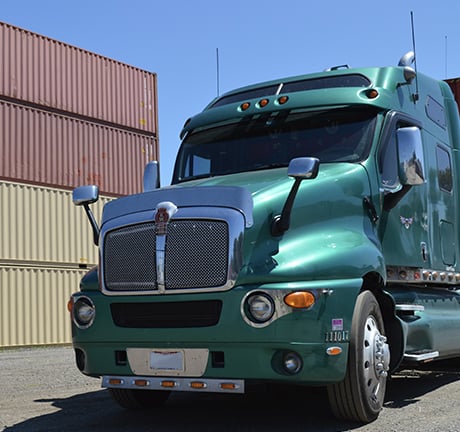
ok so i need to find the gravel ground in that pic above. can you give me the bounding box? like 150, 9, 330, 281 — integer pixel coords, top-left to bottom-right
1, 346, 459, 431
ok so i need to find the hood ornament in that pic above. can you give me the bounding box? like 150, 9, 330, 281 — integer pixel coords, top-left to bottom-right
154, 201, 178, 235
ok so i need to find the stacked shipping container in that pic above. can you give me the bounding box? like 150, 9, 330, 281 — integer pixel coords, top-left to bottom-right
0, 21, 159, 347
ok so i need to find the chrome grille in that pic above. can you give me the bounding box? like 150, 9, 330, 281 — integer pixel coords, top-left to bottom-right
104, 223, 157, 291
103, 219, 229, 293
165, 221, 228, 289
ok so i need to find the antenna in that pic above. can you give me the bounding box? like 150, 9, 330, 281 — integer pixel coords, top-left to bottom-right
445, 35, 448, 78
410, 11, 419, 102
216, 48, 220, 97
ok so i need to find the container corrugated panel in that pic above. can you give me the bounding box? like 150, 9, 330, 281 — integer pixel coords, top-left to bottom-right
0, 21, 158, 134
0, 180, 112, 264
0, 265, 86, 347
0, 99, 157, 195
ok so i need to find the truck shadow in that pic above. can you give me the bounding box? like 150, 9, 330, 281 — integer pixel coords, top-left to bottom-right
3, 369, 460, 432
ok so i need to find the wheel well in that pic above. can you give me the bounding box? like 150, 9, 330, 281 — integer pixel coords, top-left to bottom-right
361, 272, 405, 372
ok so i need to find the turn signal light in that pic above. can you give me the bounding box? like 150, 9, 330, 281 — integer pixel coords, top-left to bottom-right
284, 291, 316, 309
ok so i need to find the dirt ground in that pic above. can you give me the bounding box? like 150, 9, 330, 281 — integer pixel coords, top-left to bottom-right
1, 346, 459, 432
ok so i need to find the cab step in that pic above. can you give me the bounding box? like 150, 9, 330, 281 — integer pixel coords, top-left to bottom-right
403, 350, 439, 363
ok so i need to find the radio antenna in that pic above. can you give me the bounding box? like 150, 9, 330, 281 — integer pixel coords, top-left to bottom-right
445, 35, 448, 78
410, 11, 419, 102
216, 48, 220, 97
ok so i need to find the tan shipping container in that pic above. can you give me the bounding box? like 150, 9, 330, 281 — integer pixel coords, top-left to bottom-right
0, 99, 156, 195
0, 180, 111, 265
0, 21, 158, 134
0, 264, 86, 347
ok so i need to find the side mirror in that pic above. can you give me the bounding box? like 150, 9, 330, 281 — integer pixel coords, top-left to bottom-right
287, 157, 320, 180
396, 127, 425, 186
272, 157, 320, 236
144, 161, 160, 192
72, 185, 100, 246
72, 185, 99, 206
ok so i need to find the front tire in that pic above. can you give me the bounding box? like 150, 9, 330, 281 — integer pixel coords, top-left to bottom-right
109, 388, 170, 409
327, 290, 390, 423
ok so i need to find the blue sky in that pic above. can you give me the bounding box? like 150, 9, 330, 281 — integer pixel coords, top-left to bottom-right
2, 1, 460, 185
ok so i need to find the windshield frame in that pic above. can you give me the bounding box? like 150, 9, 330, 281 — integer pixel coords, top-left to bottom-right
172, 106, 380, 184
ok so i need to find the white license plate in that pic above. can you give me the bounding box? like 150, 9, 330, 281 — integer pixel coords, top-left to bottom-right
150, 350, 184, 371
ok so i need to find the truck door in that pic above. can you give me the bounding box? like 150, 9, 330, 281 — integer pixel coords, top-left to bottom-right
378, 115, 430, 271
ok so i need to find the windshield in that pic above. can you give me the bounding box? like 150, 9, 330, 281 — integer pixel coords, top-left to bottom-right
173, 107, 378, 184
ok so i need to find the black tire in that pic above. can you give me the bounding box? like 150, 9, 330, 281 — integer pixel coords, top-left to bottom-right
108, 387, 170, 409
327, 290, 390, 423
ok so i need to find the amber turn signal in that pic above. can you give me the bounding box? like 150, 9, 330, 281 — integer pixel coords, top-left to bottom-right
284, 291, 316, 309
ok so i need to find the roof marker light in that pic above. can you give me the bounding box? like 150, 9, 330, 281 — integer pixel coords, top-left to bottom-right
366, 89, 379, 99
258, 98, 269, 108
240, 102, 251, 111
277, 96, 289, 105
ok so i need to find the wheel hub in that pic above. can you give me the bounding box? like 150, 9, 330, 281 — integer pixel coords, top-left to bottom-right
362, 316, 390, 402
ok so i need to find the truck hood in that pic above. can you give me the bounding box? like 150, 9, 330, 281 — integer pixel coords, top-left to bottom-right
101, 163, 383, 284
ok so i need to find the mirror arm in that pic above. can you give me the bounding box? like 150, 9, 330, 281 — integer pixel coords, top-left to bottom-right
82, 203, 100, 246
271, 178, 302, 236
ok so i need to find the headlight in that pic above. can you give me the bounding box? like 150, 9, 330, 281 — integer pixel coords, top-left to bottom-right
73, 296, 96, 329
245, 292, 275, 323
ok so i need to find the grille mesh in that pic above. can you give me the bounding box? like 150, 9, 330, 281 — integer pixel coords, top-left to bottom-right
165, 221, 228, 289
103, 220, 229, 292
104, 223, 157, 291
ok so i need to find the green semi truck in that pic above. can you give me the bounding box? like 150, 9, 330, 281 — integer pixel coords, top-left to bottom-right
69, 52, 460, 423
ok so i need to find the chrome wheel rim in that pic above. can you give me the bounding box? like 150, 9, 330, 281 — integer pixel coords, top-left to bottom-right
362, 316, 390, 404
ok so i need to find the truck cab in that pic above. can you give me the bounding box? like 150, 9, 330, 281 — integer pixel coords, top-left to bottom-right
69, 53, 460, 423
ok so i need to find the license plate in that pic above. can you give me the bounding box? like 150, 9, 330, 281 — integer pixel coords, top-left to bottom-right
150, 350, 184, 371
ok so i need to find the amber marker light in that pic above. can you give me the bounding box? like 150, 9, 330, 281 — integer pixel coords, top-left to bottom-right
326, 346, 343, 356
108, 378, 123, 385
258, 98, 269, 107
366, 89, 379, 99
240, 102, 251, 111
134, 379, 149, 387
190, 381, 207, 389
284, 291, 316, 309
277, 95, 289, 105
161, 380, 177, 388
220, 382, 238, 390
67, 298, 74, 313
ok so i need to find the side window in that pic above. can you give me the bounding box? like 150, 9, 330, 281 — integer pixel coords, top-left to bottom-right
436, 146, 453, 192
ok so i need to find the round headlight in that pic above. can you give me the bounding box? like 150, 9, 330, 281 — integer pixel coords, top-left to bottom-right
246, 293, 275, 323
73, 296, 96, 329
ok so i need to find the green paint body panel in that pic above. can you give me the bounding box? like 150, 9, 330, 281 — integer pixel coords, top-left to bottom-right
71, 63, 460, 388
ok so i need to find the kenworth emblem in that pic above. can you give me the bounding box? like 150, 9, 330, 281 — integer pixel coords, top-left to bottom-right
154, 201, 178, 235
400, 216, 414, 230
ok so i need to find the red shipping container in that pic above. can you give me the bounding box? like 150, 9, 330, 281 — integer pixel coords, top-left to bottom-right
0, 21, 158, 134
0, 99, 156, 196
445, 78, 460, 114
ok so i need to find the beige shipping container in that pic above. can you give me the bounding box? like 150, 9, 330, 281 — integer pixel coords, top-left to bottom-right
0, 180, 111, 265
0, 99, 156, 196
0, 265, 87, 347
0, 21, 158, 134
